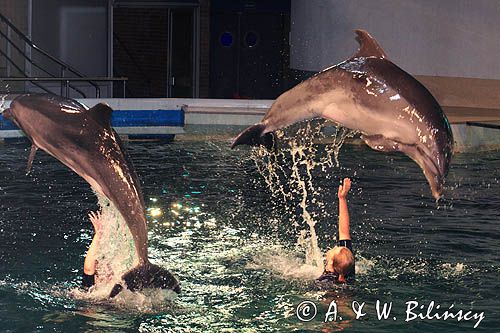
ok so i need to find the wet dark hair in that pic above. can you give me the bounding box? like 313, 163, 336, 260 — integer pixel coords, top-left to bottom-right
333, 247, 354, 276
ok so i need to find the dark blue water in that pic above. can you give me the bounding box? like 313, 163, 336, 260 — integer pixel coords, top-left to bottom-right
0, 138, 498, 332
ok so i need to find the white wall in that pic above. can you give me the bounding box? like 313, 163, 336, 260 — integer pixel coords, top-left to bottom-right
290, 0, 500, 79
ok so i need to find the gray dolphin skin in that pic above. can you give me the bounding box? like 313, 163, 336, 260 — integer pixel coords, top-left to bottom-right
3, 93, 180, 296
232, 29, 453, 199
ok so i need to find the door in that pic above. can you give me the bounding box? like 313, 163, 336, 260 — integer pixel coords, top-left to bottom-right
210, 10, 289, 99
113, 7, 169, 97
169, 9, 195, 97
113, 5, 197, 97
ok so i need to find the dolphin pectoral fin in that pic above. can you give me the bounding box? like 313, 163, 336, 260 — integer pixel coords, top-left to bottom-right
362, 135, 443, 199
26, 144, 38, 175
361, 134, 401, 152
114, 262, 180, 297
231, 123, 275, 150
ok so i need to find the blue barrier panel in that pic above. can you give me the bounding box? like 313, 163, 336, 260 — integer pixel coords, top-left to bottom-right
111, 109, 184, 127
0, 109, 184, 130
0, 115, 17, 130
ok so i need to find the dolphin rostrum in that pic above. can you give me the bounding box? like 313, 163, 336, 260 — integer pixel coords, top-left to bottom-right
3, 93, 180, 295
232, 30, 453, 199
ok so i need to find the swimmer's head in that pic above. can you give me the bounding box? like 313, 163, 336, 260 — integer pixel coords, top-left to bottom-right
325, 246, 354, 281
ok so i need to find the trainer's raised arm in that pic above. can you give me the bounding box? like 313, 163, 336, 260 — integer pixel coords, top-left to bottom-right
338, 178, 351, 241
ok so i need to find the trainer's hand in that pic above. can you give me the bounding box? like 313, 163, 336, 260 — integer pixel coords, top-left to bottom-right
338, 178, 352, 199
88, 211, 103, 234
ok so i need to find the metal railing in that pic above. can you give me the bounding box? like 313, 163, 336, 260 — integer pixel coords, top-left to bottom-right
0, 12, 127, 98
0, 77, 128, 98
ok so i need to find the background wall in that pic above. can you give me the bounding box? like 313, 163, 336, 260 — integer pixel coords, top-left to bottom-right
290, 0, 500, 79
32, 0, 109, 77
30, 0, 109, 97
0, 0, 30, 93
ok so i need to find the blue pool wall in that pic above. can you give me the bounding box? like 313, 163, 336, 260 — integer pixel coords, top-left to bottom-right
0, 98, 187, 141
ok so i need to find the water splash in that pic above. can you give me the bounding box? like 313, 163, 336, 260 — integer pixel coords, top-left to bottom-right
251, 120, 358, 277
248, 246, 374, 280
330, 126, 357, 167
76, 192, 138, 299
247, 245, 323, 280
68, 193, 179, 309
0, 94, 7, 113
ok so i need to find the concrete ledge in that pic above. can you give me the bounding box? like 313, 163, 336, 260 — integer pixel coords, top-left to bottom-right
0, 129, 24, 138
185, 106, 267, 115
451, 123, 500, 153
415, 75, 500, 110
442, 106, 500, 124
185, 112, 263, 126
115, 126, 184, 135
2, 97, 499, 153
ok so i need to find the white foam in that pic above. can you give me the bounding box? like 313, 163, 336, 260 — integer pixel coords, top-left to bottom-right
248, 245, 323, 280
69, 286, 177, 313
354, 256, 375, 275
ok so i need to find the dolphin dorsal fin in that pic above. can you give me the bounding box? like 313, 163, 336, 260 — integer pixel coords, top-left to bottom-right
87, 103, 113, 129
352, 29, 387, 59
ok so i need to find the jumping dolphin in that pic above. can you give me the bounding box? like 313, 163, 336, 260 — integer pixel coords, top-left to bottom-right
3, 93, 180, 295
232, 30, 453, 199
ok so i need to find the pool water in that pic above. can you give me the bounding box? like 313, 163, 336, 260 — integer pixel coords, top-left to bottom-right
0, 136, 498, 332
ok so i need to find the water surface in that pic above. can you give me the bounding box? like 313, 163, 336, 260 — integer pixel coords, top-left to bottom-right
0, 138, 498, 332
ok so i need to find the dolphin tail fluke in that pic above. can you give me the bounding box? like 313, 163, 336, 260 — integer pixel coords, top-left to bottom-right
231, 123, 275, 150
110, 262, 181, 297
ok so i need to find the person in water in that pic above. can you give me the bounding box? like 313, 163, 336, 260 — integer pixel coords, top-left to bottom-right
82, 211, 102, 289
317, 178, 355, 283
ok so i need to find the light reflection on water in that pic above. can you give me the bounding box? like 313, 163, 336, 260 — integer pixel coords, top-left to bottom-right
0, 137, 499, 332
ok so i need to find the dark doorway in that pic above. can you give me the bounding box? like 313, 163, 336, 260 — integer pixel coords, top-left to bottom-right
169, 9, 194, 97
113, 5, 197, 97
210, 0, 290, 99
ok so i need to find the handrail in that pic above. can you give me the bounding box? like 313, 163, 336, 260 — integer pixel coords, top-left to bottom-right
0, 12, 101, 97
0, 49, 53, 95
0, 77, 129, 81
0, 77, 128, 98
0, 29, 87, 98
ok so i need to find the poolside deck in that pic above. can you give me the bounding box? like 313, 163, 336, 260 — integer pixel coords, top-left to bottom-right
184, 104, 500, 125
441, 107, 500, 125
414, 75, 500, 128
183, 77, 500, 153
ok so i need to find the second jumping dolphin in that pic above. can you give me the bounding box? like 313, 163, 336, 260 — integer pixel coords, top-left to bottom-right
232, 30, 453, 199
